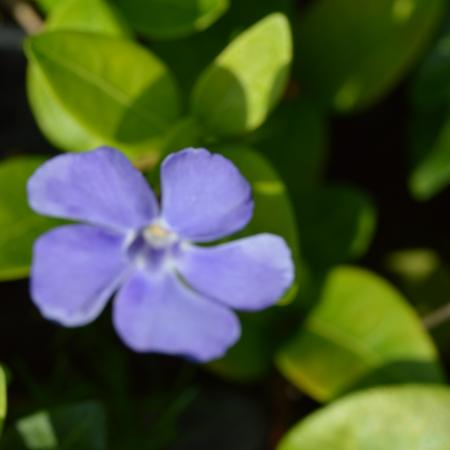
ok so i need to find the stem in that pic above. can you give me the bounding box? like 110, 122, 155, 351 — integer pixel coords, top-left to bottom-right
1, 0, 43, 34
423, 302, 450, 330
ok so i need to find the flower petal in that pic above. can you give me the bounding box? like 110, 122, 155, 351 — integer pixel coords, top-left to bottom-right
28, 147, 158, 232
161, 148, 253, 242
31, 224, 129, 327
177, 234, 295, 311
113, 271, 240, 362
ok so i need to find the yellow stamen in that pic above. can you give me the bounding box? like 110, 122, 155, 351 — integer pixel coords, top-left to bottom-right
147, 224, 170, 238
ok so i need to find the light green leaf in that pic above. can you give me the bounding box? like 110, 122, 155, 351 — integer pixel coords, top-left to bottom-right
112, 0, 229, 39
35, 0, 60, 13
296, 185, 376, 271
208, 146, 300, 380
0, 366, 6, 437
191, 13, 292, 138
28, 0, 132, 154
296, 0, 445, 112
46, 0, 130, 35
25, 31, 181, 158
0, 157, 55, 281
0, 402, 106, 450
277, 385, 450, 450
276, 266, 443, 402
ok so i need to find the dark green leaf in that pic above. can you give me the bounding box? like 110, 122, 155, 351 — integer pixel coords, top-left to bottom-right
296, 0, 445, 112
296, 185, 376, 271
408, 21, 450, 200
0, 402, 106, 450
251, 99, 329, 198
112, 0, 229, 39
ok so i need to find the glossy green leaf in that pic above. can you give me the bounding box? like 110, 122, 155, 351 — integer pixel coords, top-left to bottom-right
277, 385, 450, 450
296, 0, 445, 112
46, 0, 130, 34
0, 402, 106, 450
152, 0, 294, 93
208, 147, 300, 380
0, 157, 55, 281
25, 31, 181, 158
28, 0, 131, 154
112, 0, 229, 39
0, 366, 6, 437
296, 185, 376, 271
276, 266, 443, 402
192, 13, 292, 137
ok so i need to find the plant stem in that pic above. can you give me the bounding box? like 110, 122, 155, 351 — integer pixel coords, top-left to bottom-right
423, 303, 450, 330
1, 0, 43, 34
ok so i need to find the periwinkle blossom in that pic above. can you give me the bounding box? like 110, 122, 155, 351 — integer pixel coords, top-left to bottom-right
28, 147, 294, 362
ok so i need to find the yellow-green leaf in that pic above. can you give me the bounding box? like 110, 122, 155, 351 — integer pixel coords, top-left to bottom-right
192, 13, 292, 137
276, 266, 443, 402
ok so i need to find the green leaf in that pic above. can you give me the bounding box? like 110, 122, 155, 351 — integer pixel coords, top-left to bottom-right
46, 0, 130, 35
219, 146, 300, 288
296, 0, 445, 112
408, 23, 450, 200
112, 0, 229, 39
35, 0, 60, 14
251, 99, 329, 198
277, 385, 450, 450
28, 0, 132, 154
276, 266, 443, 402
0, 402, 106, 450
191, 13, 292, 138
25, 31, 181, 158
208, 146, 300, 380
208, 310, 286, 381
408, 107, 450, 200
28, 63, 102, 152
0, 366, 6, 438
296, 185, 376, 271
0, 157, 55, 281
412, 19, 450, 111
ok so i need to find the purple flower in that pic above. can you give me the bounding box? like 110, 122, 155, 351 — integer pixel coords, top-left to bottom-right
28, 147, 294, 362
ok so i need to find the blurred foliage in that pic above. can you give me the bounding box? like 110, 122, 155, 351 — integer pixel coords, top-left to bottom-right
276, 267, 443, 402
1, 0, 450, 448
0, 367, 5, 438
295, 0, 445, 112
0, 402, 106, 449
0, 157, 56, 280
277, 385, 450, 450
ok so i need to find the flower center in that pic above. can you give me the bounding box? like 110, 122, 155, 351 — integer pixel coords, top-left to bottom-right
143, 223, 177, 248
126, 221, 181, 272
